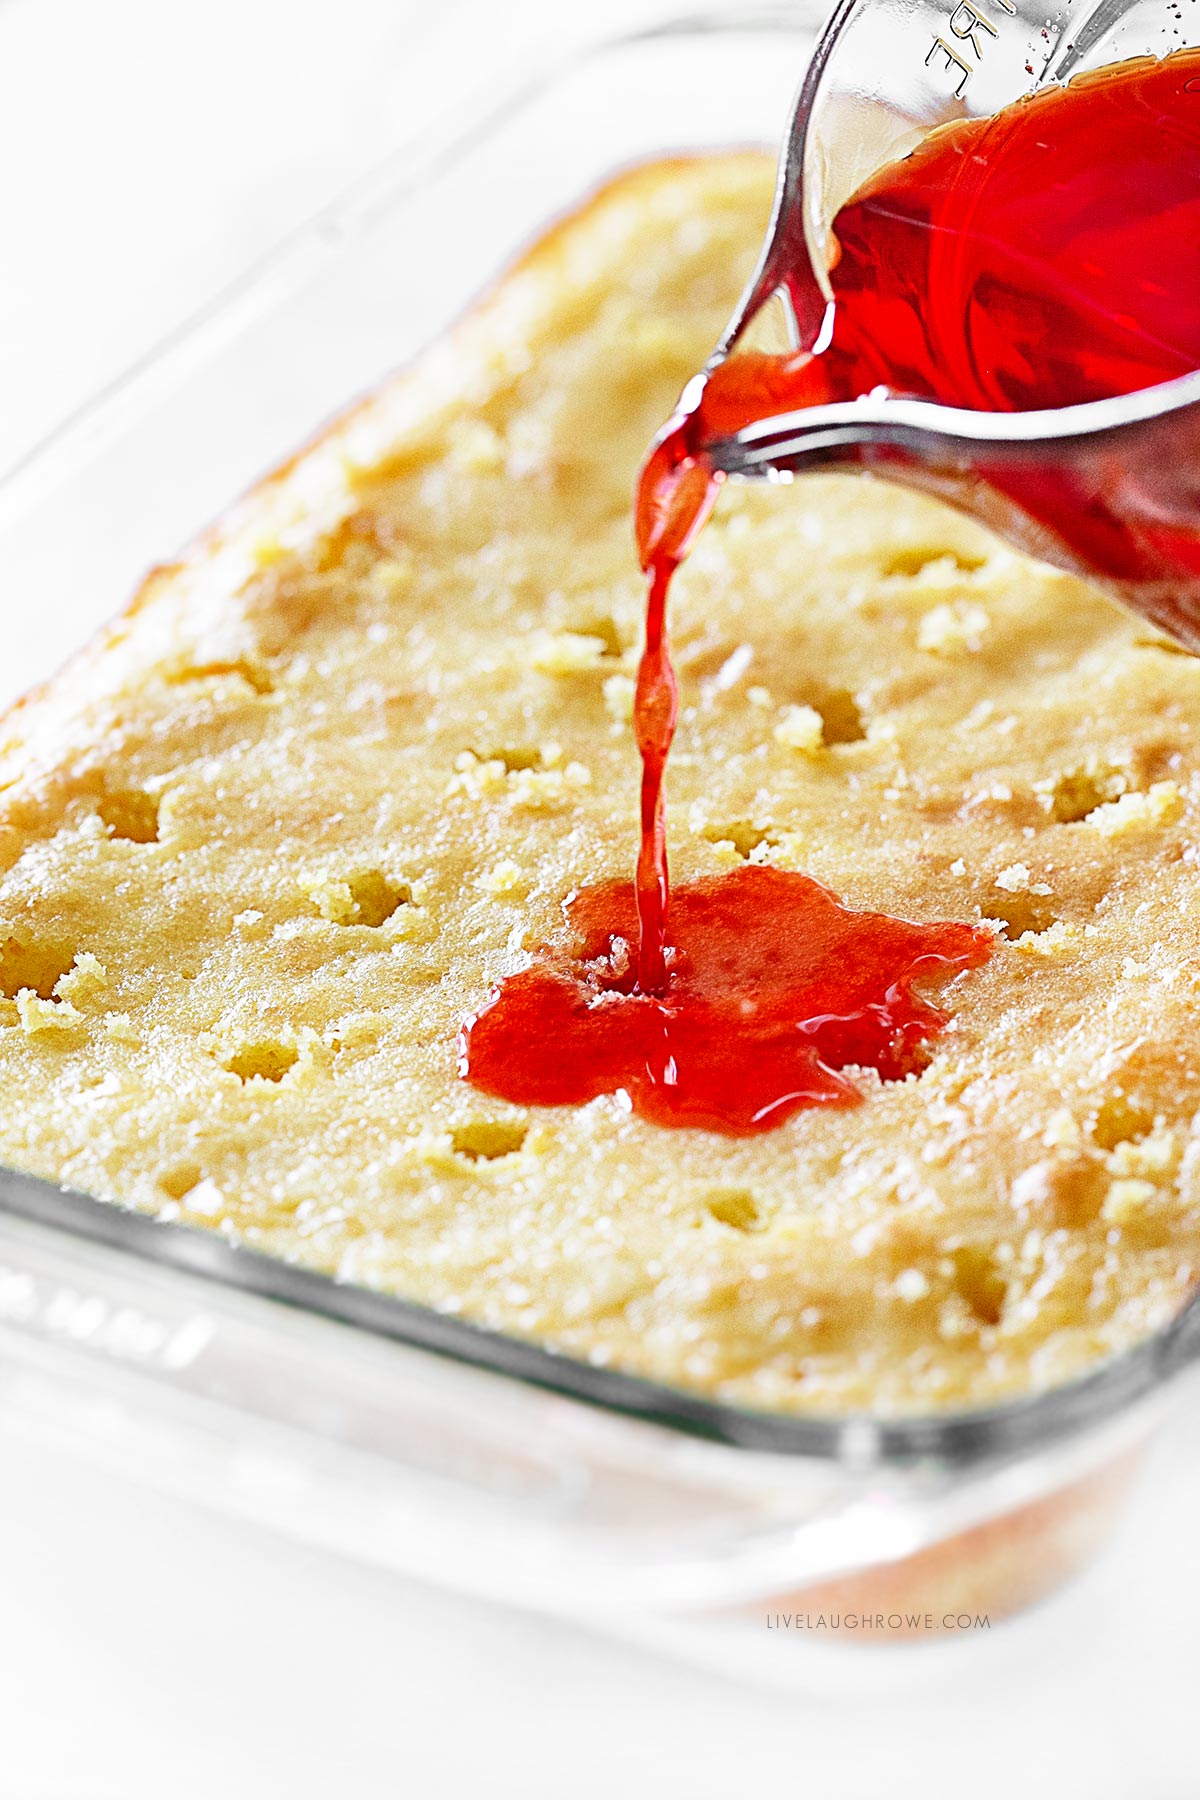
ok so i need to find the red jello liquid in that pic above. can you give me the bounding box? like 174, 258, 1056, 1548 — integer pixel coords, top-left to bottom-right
458, 867, 992, 1135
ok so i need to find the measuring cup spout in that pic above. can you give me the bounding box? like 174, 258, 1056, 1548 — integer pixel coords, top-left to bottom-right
705, 380, 1200, 651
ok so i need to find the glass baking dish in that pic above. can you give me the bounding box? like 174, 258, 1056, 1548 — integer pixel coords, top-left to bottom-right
2, 5, 1199, 1687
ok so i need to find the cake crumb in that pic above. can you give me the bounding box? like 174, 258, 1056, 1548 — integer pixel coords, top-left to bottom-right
917, 601, 990, 653
411, 1130, 465, 1174
773, 704, 824, 753
53, 953, 109, 1005
603, 672, 635, 724
1102, 1179, 1156, 1224
1109, 1129, 1179, 1179
894, 1268, 931, 1301
1086, 781, 1183, 836
299, 875, 357, 924
530, 631, 608, 674
508, 763, 591, 808
995, 863, 1051, 895
476, 860, 527, 899
232, 909, 269, 941
446, 753, 508, 800
1013, 921, 1080, 957
16, 992, 83, 1035
1042, 1109, 1082, 1151
182, 1176, 226, 1218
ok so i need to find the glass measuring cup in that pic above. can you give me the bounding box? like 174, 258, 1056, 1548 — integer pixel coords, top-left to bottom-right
698, 0, 1200, 648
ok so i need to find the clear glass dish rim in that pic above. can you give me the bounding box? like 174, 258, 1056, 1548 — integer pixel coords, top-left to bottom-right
0, 3, 1195, 1469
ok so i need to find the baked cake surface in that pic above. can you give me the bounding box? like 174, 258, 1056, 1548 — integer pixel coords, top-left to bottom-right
2, 154, 1199, 1415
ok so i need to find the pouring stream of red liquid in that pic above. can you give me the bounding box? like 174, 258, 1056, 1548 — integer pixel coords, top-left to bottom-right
461, 49, 1200, 1133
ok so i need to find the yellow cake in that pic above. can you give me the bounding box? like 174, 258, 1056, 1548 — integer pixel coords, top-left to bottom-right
1, 154, 1198, 1415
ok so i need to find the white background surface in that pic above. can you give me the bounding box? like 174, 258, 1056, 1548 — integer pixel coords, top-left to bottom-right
3, 0, 1200, 1793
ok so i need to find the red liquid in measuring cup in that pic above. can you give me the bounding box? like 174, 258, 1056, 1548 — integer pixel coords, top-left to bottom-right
641, 49, 1200, 562
461, 51, 1200, 1133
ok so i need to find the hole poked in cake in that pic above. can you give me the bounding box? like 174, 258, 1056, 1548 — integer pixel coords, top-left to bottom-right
567, 614, 624, 658
302, 871, 411, 927
812, 687, 867, 745
701, 820, 776, 860
158, 1161, 203, 1202
703, 1189, 763, 1232
1092, 1095, 1155, 1152
475, 746, 542, 774
1042, 763, 1128, 824
0, 933, 75, 1000
986, 891, 1058, 941
879, 546, 986, 579
693, 644, 868, 745
223, 1041, 299, 1083
345, 871, 409, 928
1012, 1156, 1108, 1228
450, 1120, 528, 1161
166, 656, 275, 695
97, 787, 161, 844
949, 1244, 1007, 1327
